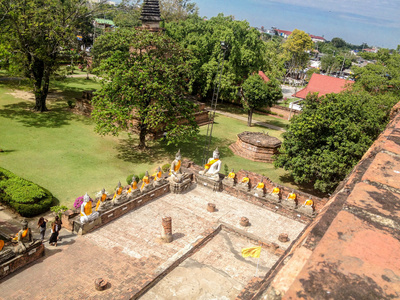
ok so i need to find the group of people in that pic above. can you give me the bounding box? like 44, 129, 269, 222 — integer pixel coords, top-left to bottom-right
37, 216, 62, 247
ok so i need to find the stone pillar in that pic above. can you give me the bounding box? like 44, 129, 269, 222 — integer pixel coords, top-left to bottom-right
161, 217, 173, 243
240, 217, 250, 227
278, 233, 289, 242
207, 203, 216, 212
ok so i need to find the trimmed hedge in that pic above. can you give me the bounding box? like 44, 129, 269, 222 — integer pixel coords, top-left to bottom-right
0, 167, 54, 217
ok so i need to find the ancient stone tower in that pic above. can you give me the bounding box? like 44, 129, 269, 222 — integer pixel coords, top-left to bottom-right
140, 0, 162, 31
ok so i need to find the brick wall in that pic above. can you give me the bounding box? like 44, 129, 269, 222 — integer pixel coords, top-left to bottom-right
0, 243, 44, 280
229, 138, 280, 163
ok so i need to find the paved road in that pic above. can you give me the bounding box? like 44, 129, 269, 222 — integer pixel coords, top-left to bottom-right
212, 109, 286, 132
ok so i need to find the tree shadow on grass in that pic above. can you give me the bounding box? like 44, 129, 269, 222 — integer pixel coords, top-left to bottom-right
116, 133, 234, 166
0, 100, 92, 128
278, 173, 328, 198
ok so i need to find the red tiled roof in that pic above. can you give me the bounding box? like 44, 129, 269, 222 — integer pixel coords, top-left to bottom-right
258, 71, 270, 83
294, 73, 353, 99
309, 34, 325, 40
276, 29, 292, 36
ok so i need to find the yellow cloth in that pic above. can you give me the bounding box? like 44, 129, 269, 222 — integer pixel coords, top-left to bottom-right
21, 228, 28, 238
256, 182, 264, 189
242, 177, 249, 183
96, 193, 107, 211
152, 171, 162, 179
204, 159, 219, 169
80, 201, 92, 216
288, 193, 296, 200
174, 160, 181, 172
0, 240, 4, 251
272, 187, 280, 194
141, 176, 150, 189
117, 187, 122, 195
228, 172, 235, 179
305, 199, 314, 206
241, 246, 262, 258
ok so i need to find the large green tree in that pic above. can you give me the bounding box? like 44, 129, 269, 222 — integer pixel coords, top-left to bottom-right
91, 29, 199, 149
283, 29, 313, 83
165, 14, 268, 101
241, 74, 282, 126
274, 91, 398, 193
0, 0, 91, 111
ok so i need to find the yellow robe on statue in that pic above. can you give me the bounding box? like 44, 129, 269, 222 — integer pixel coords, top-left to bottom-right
96, 193, 107, 211
304, 199, 314, 206
242, 177, 249, 183
228, 172, 235, 179
141, 176, 150, 189
204, 159, 219, 169
272, 187, 280, 194
256, 182, 264, 189
80, 201, 92, 217
288, 193, 296, 201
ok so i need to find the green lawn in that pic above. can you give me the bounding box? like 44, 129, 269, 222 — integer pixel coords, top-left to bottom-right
0, 76, 315, 210
217, 103, 290, 128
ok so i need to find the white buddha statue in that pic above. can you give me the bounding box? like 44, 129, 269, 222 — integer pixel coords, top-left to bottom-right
199, 148, 222, 181
80, 193, 99, 224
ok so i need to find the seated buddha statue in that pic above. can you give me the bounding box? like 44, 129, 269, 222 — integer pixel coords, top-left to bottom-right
126, 176, 140, 199
140, 171, 153, 193
96, 188, 113, 212
80, 193, 99, 224
169, 150, 189, 183
253, 177, 265, 197
270, 186, 281, 201
153, 166, 165, 187
238, 174, 250, 192
12, 220, 33, 254
112, 181, 127, 205
286, 190, 297, 203
199, 148, 222, 181
303, 197, 315, 209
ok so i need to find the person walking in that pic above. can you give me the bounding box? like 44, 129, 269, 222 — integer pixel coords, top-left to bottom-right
49, 221, 58, 247
55, 216, 62, 241
37, 217, 48, 241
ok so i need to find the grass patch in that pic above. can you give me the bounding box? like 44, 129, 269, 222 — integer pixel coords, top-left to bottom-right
217, 103, 290, 128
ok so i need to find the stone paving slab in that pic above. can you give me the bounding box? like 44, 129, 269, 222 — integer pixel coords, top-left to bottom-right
142, 230, 280, 300
0, 185, 305, 299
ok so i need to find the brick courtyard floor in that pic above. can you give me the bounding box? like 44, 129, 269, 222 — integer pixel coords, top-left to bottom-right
0, 185, 305, 299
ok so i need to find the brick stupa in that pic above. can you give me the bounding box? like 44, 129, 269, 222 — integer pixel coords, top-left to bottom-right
140, 0, 162, 31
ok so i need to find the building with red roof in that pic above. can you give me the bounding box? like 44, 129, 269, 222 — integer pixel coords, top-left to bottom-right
294, 73, 354, 99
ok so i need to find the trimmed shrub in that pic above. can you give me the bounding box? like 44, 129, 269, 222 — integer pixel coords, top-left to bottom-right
162, 164, 171, 172
0, 167, 54, 217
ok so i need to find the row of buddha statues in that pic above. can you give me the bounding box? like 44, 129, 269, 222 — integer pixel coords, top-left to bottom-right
80, 150, 189, 224
224, 170, 315, 211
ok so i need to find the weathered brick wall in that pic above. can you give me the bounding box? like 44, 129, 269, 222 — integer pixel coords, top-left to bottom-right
229, 138, 280, 163
0, 243, 44, 280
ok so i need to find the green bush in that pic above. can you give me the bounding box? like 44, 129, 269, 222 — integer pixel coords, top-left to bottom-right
162, 164, 171, 172
126, 174, 136, 185
0, 167, 54, 217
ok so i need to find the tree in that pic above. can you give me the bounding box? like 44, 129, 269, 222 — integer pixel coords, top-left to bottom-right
331, 37, 346, 49
160, 0, 198, 22
274, 91, 398, 193
283, 29, 313, 83
241, 74, 282, 126
91, 29, 199, 149
165, 14, 268, 101
0, 0, 91, 112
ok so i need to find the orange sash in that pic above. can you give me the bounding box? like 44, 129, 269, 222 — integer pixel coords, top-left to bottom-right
272, 187, 280, 194
242, 177, 249, 183
80, 201, 92, 216
131, 181, 138, 189
117, 187, 122, 195
288, 193, 296, 200
21, 228, 28, 238
0, 240, 4, 251
256, 182, 264, 189
228, 172, 235, 179
141, 176, 150, 189
204, 159, 219, 169
305, 199, 313, 206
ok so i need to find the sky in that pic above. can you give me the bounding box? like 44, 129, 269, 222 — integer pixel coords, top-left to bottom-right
193, 0, 400, 49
